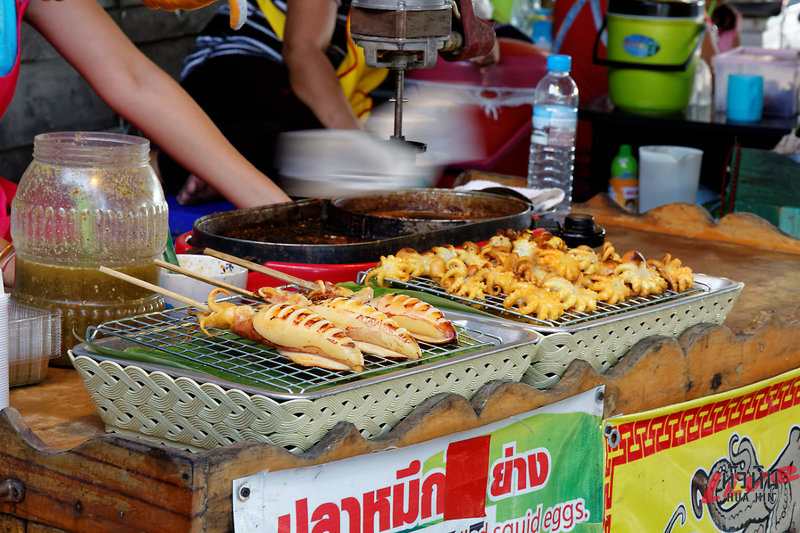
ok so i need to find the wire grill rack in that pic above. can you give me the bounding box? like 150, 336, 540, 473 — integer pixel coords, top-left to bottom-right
359, 273, 709, 330
85, 295, 498, 397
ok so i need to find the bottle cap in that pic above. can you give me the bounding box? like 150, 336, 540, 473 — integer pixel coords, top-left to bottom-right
547, 54, 571, 73
619, 144, 632, 157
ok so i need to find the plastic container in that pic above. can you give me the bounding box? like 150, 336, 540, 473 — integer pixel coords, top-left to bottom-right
158, 255, 248, 309
527, 54, 578, 221
531, 8, 553, 50
726, 73, 764, 122
711, 47, 800, 117
608, 144, 638, 212
594, 0, 705, 114
10, 132, 169, 365
8, 299, 61, 387
638, 145, 703, 213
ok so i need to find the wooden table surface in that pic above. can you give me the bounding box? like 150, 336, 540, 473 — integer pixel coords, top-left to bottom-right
3, 194, 800, 532
10, 195, 800, 450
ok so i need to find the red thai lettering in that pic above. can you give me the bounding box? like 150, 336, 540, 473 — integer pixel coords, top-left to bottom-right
489, 444, 551, 499
312, 502, 339, 533
298, 498, 310, 533
421, 471, 446, 519
527, 452, 549, 487
392, 461, 421, 528
363, 487, 391, 533
341, 498, 361, 533
278, 514, 291, 533
511, 456, 527, 491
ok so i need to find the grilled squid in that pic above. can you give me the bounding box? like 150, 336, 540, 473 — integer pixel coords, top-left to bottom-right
196, 289, 364, 372
366, 293, 456, 344
257, 286, 421, 360
196, 289, 247, 336
251, 303, 365, 372
306, 297, 421, 360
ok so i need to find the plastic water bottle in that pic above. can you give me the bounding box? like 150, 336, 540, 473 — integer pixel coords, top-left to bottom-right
527, 54, 579, 220
509, 0, 539, 38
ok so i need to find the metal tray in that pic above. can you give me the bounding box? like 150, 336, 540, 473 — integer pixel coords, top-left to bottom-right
365, 273, 739, 330
70, 307, 540, 452
363, 273, 744, 389
78, 303, 539, 400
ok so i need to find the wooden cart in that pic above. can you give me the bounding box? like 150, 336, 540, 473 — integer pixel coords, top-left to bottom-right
2, 197, 799, 532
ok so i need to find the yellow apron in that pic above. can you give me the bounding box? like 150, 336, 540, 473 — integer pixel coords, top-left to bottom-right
256, 0, 388, 120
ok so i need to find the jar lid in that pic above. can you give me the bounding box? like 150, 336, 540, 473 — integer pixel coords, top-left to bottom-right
560, 214, 606, 248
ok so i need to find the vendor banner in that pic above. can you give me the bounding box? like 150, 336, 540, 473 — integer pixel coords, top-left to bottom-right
233, 387, 605, 533
604, 367, 800, 532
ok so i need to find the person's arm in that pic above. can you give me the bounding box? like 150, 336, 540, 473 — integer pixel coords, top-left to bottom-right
0, 238, 14, 287
24, 0, 292, 208
282, 0, 361, 130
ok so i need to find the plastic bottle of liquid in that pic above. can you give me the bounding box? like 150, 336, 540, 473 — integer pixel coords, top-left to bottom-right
509, 0, 539, 39
608, 144, 639, 213
527, 54, 579, 221
531, 8, 553, 51
10, 132, 169, 365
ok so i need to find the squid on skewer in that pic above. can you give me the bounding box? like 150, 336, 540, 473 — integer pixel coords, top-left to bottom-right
366, 293, 457, 345
196, 289, 364, 372
305, 297, 421, 360
256, 286, 422, 360
268, 281, 457, 346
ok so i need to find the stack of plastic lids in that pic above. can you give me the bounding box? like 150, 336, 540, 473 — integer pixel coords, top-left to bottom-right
0, 282, 9, 409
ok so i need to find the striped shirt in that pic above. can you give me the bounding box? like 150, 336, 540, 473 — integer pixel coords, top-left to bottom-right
180, 0, 351, 81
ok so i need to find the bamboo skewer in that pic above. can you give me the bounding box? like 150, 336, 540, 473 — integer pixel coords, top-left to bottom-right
203, 248, 320, 291
153, 259, 256, 299
98, 266, 210, 312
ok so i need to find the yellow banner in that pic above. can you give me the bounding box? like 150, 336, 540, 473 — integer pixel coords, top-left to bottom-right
603, 366, 800, 533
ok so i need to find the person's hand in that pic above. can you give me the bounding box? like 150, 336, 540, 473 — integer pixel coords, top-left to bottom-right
467, 39, 500, 70
140, 0, 248, 29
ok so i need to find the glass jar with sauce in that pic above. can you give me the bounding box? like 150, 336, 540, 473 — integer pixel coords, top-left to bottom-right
10, 132, 169, 365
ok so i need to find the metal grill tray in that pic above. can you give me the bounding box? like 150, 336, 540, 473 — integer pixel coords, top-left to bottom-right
366, 273, 744, 390
69, 305, 540, 452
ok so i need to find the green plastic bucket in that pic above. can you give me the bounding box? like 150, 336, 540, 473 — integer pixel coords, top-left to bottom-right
593, 0, 705, 114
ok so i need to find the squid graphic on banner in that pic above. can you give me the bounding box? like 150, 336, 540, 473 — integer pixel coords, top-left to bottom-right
686, 428, 800, 532
603, 367, 800, 533
233, 387, 604, 533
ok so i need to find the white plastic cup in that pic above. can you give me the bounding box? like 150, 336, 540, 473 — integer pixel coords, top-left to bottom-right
158, 255, 248, 309
638, 145, 704, 213
0, 283, 9, 409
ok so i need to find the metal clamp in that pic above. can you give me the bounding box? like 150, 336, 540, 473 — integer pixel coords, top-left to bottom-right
0, 479, 25, 503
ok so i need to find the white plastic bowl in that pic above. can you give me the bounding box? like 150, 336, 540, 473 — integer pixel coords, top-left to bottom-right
158, 255, 248, 309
